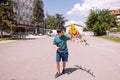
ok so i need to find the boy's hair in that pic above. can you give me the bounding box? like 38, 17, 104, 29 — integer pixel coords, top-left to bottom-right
56, 27, 63, 33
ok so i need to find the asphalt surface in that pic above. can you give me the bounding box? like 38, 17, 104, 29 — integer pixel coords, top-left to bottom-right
0, 35, 120, 80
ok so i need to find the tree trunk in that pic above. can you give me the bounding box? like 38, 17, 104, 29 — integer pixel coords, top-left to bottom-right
0, 19, 3, 39
35, 27, 37, 34
10, 26, 13, 37
0, 27, 3, 39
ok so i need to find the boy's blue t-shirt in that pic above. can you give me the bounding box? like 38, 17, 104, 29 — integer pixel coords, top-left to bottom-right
53, 35, 70, 53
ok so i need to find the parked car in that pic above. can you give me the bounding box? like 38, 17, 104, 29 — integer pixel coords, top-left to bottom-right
51, 30, 57, 36
47, 30, 57, 37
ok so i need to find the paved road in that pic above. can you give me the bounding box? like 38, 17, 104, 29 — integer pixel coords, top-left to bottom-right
0, 35, 120, 80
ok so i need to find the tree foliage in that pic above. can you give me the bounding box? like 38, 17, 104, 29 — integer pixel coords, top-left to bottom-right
45, 15, 56, 29
86, 9, 117, 36
0, 0, 14, 38
45, 14, 67, 30
32, 0, 44, 26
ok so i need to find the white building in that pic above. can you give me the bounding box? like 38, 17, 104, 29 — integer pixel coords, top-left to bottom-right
13, 0, 33, 26
111, 9, 120, 25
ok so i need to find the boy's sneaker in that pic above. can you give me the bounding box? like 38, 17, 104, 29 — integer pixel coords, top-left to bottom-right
55, 72, 61, 78
62, 69, 65, 74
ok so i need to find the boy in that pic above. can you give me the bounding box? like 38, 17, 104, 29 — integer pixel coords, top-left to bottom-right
53, 27, 71, 78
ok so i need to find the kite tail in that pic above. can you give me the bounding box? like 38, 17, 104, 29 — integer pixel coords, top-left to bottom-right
77, 33, 89, 46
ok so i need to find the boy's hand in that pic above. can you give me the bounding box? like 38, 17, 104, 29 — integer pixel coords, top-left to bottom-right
53, 45, 61, 51
57, 47, 61, 51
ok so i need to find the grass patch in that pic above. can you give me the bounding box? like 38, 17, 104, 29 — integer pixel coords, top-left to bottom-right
0, 36, 25, 41
0, 37, 11, 41
98, 36, 120, 42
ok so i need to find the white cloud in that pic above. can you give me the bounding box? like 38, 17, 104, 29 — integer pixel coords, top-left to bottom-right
66, 0, 120, 25
67, 0, 120, 16
67, 3, 87, 17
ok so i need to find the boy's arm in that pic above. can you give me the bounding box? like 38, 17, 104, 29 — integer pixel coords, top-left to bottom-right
53, 38, 61, 50
65, 33, 73, 40
53, 45, 61, 50
65, 29, 73, 40
69, 35, 73, 40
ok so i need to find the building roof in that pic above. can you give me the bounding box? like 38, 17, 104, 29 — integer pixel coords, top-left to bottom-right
65, 24, 84, 28
111, 9, 120, 15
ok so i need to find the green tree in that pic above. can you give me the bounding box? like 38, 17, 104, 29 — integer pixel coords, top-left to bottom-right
45, 13, 67, 30
32, 0, 44, 34
46, 15, 56, 29
86, 10, 97, 31
0, 0, 14, 38
55, 14, 67, 26
86, 9, 117, 36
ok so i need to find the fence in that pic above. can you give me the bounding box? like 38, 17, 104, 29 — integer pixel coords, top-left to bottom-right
107, 32, 120, 38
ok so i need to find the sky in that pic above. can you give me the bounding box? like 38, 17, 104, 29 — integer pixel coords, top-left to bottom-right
43, 0, 120, 26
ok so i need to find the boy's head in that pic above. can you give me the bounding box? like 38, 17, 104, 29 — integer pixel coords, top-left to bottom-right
57, 27, 64, 37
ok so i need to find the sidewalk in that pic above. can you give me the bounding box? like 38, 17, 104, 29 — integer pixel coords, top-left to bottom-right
26, 34, 43, 38
0, 34, 44, 44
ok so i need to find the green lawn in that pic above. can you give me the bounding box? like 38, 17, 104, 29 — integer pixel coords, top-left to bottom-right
0, 37, 11, 41
0, 36, 25, 41
98, 36, 120, 42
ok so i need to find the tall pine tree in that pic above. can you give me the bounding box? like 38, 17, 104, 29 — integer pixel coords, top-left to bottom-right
32, 0, 44, 34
